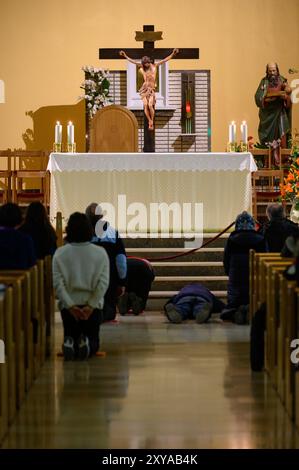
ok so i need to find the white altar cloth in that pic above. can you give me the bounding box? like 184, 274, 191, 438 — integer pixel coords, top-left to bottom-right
47, 152, 257, 233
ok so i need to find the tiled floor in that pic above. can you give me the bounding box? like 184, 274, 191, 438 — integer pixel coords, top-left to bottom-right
2, 313, 299, 449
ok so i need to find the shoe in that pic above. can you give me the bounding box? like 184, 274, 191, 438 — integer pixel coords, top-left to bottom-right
77, 335, 90, 360
118, 292, 129, 315
220, 308, 236, 321
234, 305, 249, 325
164, 303, 183, 323
129, 292, 143, 315
63, 336, 75, 361
195, 302, 212, 324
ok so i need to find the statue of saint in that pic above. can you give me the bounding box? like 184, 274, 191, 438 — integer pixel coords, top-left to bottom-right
255, 62, 292, 150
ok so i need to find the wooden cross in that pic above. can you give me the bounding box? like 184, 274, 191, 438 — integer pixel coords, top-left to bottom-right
99, 25, 199, 152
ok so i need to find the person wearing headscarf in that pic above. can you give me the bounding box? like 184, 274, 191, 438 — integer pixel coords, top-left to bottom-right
221, 211, 267, 322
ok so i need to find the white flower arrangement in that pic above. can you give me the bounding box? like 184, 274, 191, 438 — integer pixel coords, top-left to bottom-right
80, 65, 111, 118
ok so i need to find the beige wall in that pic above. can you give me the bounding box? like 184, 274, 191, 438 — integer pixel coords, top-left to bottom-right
0, 0, 298, 153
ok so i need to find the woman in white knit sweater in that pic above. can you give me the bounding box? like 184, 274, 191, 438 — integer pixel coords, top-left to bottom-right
53, 212, 109, 360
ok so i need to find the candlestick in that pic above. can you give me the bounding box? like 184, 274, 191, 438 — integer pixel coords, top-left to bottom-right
55, 121, 62, 144
229, 121, 236, 143
67, 121, 74, 144
240, 121, 248, 144
67, 143, 76, 153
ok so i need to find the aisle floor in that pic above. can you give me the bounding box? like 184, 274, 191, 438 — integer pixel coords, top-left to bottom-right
2, 312, 299, 449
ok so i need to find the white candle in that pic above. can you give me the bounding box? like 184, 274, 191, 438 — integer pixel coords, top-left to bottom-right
229, 121, 236, 143
240, 121, 248, 143
67, 121, 74, 144
55, 121, 62, 144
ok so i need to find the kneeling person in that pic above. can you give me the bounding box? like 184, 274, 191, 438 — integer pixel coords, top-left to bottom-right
53, 213, 109, 360
118, 257, 155, 315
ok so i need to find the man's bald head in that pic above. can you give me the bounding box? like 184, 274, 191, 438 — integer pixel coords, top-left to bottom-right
266, 63, 280, 77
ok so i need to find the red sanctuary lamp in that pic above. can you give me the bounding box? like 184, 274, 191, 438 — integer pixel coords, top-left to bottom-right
185, 101, 192, 133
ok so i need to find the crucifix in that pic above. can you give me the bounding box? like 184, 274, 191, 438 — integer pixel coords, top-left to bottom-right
99, 25, 199, 152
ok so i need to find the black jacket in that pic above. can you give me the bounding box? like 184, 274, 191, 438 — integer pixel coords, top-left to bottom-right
224, 230, 267, 307
260, 218, 299, 253
0, 228, 36, 269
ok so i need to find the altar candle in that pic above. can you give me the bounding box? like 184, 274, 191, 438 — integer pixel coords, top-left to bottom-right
240, 121, 248, 143
229, 121, 236, 143
67, 121, 74, 144
55, 121, 62, 144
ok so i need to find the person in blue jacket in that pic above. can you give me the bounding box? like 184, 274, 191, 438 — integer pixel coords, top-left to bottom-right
85, 202, 127, 322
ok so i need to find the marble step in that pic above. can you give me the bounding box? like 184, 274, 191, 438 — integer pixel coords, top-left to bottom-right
126, 247, 224, 262
151, 275, 228, 291
151, 261, 225, 276
154, 275, 228, 281
149, 289, 227, 298
123, 234, 228, 248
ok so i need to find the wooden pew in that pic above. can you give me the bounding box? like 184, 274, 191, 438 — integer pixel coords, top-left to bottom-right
263, 261, 292, 385
44, 255, 55, 356
37, 260, 46, 365
250, 250, 299, 425
269, 271, 288, 400
265, 264, 287, 385
0, 285, 19, 430
264, 264, 297, 422
249, 251, 283, 318
0, 286, 8, 443
0, 274, 28, 408
0, 254, 55, 441
284, 281, 297, 420
0, 265, 48, 384
253, 254, 289, 309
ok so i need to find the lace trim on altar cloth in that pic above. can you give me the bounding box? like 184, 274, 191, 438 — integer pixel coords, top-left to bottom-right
47, 153, 257, 173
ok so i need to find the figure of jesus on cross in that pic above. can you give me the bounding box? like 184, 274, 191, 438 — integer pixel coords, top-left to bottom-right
119, 48, 179, 130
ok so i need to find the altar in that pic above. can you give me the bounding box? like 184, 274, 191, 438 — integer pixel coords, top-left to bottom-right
47, 152, 257, 233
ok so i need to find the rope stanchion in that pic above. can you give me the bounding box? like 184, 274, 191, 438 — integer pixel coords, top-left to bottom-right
144, 221, 236, 262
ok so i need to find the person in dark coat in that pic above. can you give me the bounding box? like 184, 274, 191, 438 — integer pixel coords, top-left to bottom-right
85, 202, 127, 322
118, 257, 155, 315
19, 202, 57, 259
0, 203, 36, 269
221, 211, 267, 321
260, 203, 299, 252
164, 283, 225, 324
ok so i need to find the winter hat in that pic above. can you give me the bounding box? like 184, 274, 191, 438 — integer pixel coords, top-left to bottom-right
235, 211, 255, 231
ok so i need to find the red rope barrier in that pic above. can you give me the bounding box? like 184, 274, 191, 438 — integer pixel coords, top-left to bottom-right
143, 221, 236, 262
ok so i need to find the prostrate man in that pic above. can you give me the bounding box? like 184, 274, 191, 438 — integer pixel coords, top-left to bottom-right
164, 283, 225, 324
119, 48, 179, 130
255, 63, 292, 152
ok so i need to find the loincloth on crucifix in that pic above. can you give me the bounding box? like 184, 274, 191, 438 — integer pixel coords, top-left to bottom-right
139, 83, 156, 106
